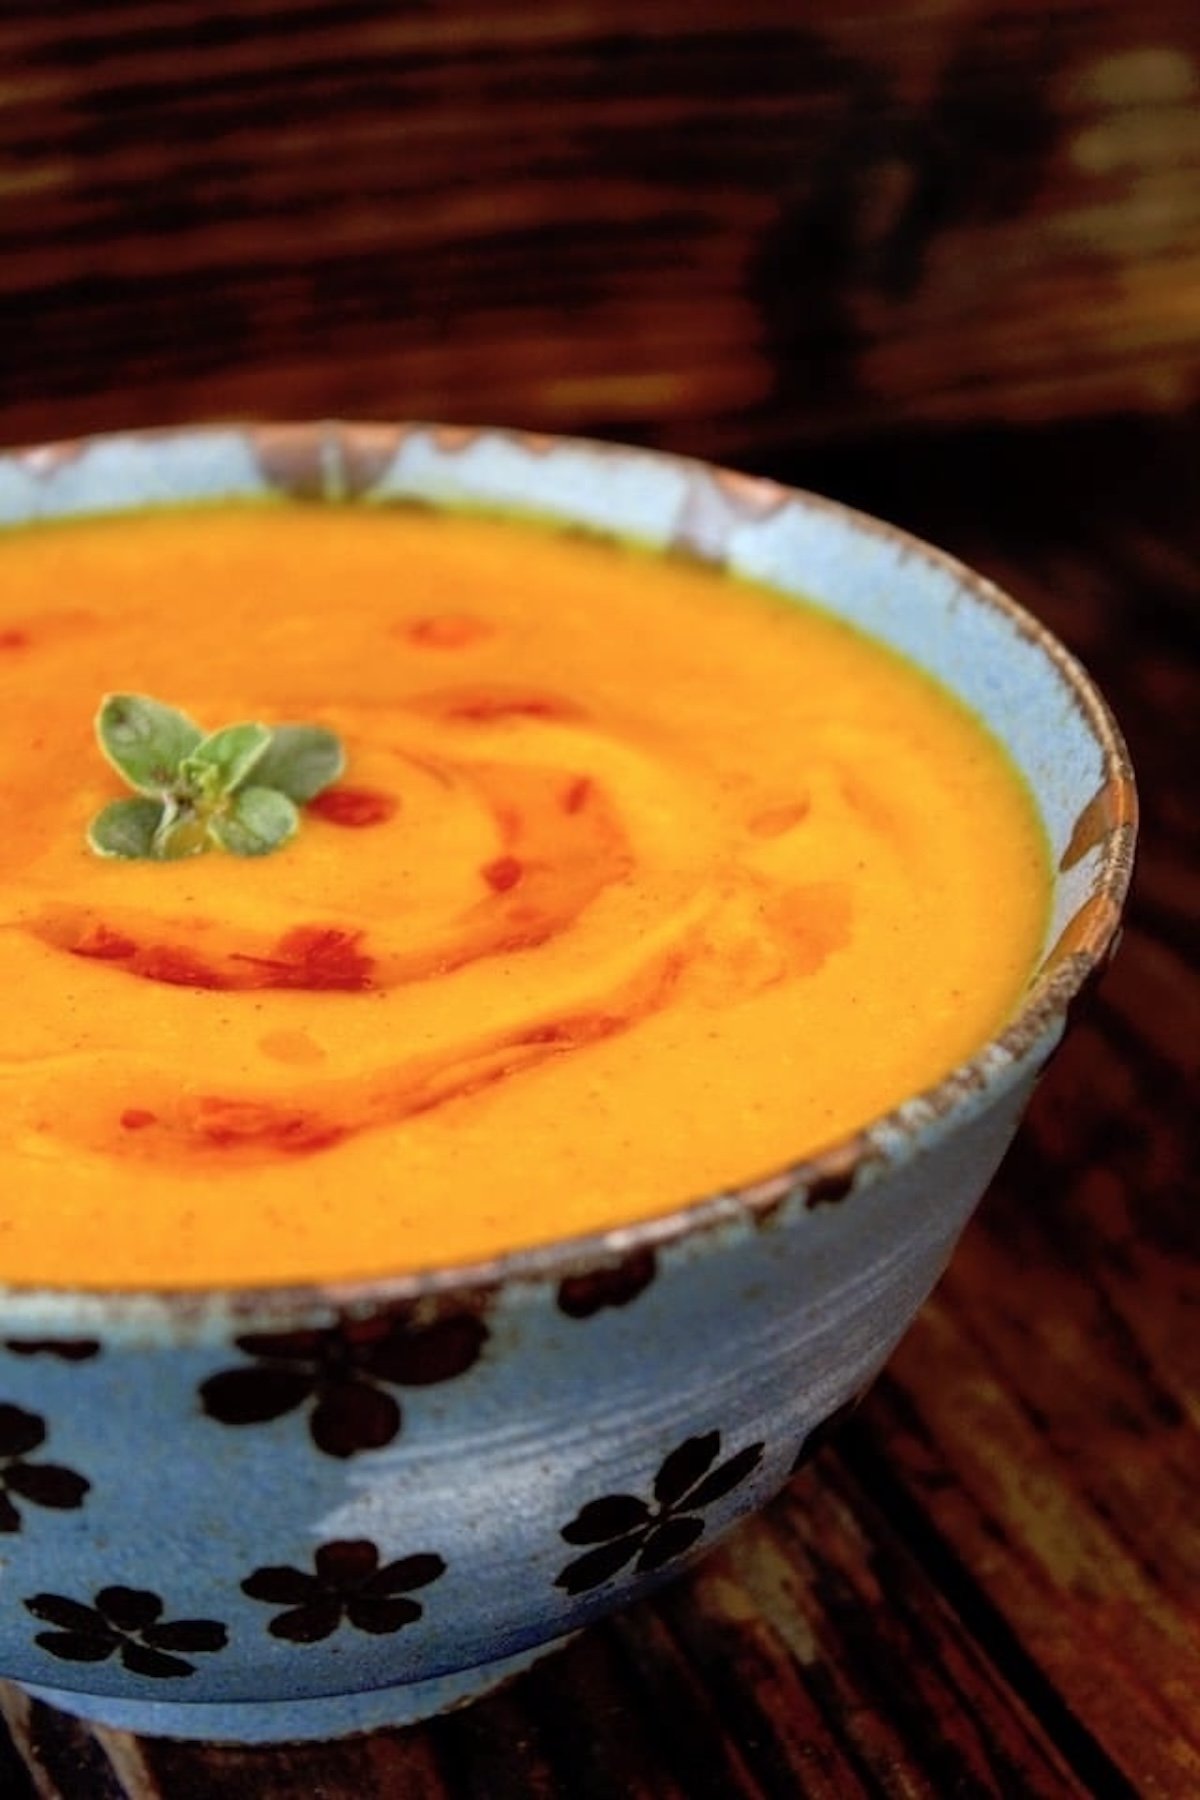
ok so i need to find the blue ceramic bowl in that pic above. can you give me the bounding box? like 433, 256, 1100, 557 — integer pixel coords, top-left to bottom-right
0, 425, 1135, 1742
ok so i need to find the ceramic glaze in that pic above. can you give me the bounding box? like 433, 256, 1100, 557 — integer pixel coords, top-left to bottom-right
0, 425, 1135, 1742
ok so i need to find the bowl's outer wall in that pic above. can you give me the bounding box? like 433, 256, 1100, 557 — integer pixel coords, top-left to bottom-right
0, 424, 1129, 1708
0, 1072, 1040, 1704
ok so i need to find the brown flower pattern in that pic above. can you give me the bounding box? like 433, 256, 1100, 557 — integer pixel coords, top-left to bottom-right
242, 1539, 445, 1642
199, 1310, 488, 1458
25, 1587, 227, 1679
3, 1338, 101, 1361
556, 1249, 658, 1319
555, 1430, 764, 1595
0, 1403, 89, 1532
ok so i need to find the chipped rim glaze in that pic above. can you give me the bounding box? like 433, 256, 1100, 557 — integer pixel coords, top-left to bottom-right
0, 422, 1137, 1335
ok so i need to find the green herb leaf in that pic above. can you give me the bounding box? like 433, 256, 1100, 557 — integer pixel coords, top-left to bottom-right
251, 724, 345, 803
96, 695, 203, 795
88, 696, 344, 862
179, 722, 272, 799
151, 799, 213, 861
209, 785, 299, 856
87, 796, 165, 859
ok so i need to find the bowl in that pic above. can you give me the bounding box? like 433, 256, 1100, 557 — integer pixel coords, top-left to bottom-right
0, 423, 1135, 1743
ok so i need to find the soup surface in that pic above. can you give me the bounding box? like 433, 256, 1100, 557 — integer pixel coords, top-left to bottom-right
0, 504, 1048, 1287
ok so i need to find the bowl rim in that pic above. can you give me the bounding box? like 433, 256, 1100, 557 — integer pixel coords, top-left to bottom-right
0, 420, 1138, 1325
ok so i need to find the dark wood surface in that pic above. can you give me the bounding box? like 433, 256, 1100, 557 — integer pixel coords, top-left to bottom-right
0, 2, 1197, 1788
1, 0, 1199, 461
0, 419, 1194, 1797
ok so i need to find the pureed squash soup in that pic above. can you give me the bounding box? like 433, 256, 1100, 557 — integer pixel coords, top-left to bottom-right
0, 502, 1050, 1288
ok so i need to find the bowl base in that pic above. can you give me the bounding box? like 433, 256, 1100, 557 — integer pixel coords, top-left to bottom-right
19, 1637, 572, 1745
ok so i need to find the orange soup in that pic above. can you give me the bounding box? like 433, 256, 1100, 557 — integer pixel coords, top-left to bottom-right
0, 505, 1049, 1287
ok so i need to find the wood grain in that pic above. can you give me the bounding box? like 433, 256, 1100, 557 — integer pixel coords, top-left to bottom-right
0, 1, 1198, 458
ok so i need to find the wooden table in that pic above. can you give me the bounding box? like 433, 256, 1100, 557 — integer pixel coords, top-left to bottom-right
0, 414, 1193, 1797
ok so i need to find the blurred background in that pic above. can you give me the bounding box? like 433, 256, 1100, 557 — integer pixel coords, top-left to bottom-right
0, 0, 1197, 460
0, 4, 1196, 1795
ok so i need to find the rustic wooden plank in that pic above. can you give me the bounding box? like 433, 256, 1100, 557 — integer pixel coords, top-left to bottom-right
0, 1690, 38, 1800
863, 1275, 1199, 1794
0, 0, 1198, 457
494, 1632, 700, 1800
660, 1467, 1097, 1797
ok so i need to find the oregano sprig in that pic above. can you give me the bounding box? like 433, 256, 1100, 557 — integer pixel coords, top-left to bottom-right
87, 695, 345, 861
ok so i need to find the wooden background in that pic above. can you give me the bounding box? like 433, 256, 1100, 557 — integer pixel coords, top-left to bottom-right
0, 0, 1198, 458
0, 3, 1196, 1795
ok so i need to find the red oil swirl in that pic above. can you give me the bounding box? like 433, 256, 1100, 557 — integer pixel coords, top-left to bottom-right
415, 689, 587, 726
308, 786, 397, 828
39, 683, 847, 1173
39, 732, 632, 996
95, 947, 689, 1165
61, 921, 374, 992
403, 614, 491, 649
